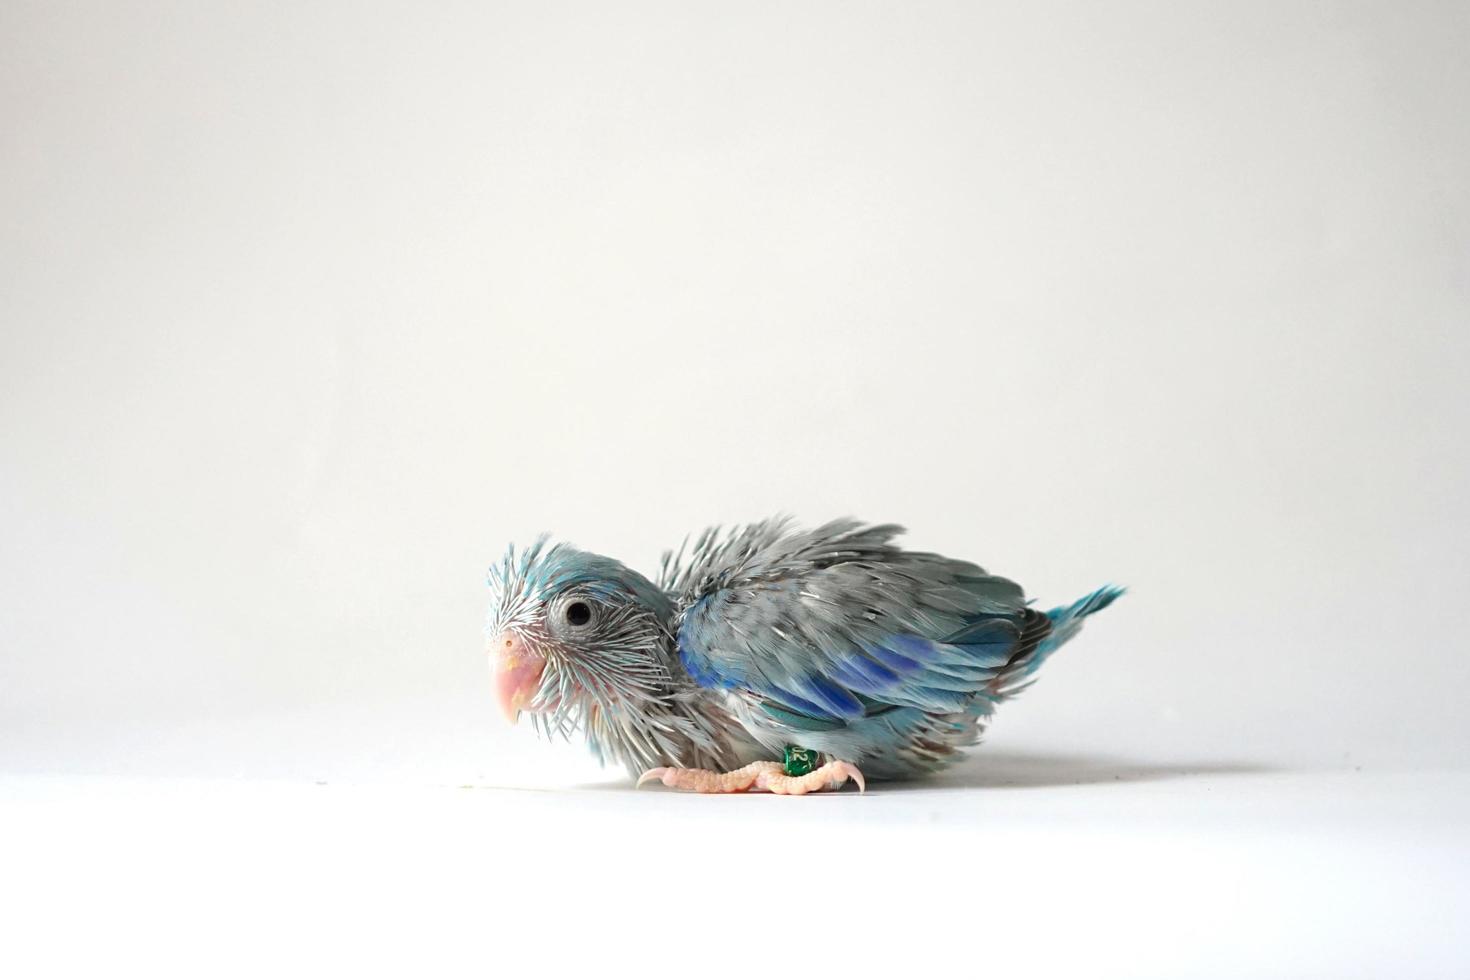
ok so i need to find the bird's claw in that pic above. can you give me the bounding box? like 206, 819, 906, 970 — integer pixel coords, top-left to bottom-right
636, 767, 671, 788
833, 761, 866, 794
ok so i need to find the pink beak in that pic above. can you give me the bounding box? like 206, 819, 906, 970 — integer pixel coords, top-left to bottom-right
490, 630, 546, 724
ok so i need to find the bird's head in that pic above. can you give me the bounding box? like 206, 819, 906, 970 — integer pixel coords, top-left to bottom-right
485, 537, 679, 736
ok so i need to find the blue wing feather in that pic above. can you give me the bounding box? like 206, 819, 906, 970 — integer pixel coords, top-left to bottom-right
666, 519, 1120, 772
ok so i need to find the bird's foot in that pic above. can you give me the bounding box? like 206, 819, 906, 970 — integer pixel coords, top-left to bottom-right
636, 759, 865, 795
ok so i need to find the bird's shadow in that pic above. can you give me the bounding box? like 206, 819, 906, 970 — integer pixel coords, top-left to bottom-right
574, 749, 1269, 793
882, 749, 1269, 791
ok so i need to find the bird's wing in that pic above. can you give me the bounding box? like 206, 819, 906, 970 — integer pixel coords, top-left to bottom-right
667, 519, 1051, 730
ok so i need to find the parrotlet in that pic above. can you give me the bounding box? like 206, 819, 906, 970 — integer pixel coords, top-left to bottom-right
486, 518, 1122, 794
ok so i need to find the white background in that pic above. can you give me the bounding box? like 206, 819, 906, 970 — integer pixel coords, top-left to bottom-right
3, 3, 1467, 977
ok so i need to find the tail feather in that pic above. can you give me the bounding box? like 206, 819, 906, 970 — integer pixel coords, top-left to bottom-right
1038, 584, 1126, 658
985, 584, 1124, 700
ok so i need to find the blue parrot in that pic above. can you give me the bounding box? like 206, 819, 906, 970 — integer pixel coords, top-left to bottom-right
486, 518, 1122, 794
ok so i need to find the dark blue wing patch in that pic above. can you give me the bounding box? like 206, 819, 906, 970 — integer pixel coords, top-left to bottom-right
681, 624, 1034, 724
673, 556, 1051, 729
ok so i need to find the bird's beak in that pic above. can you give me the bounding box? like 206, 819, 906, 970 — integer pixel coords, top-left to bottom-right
490, 630, 546, 724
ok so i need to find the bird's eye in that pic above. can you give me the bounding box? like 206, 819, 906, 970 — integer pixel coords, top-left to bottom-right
564, 601, 593, 627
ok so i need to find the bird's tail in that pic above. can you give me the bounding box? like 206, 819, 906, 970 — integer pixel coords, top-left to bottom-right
986, 585, 1126, 703
968, 584, 1124, 733
1037, 584, 1126, 660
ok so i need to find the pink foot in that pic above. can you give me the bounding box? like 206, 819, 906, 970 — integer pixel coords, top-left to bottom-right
636, 760, 865, 795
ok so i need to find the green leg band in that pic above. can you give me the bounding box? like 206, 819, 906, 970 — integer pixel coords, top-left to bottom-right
782, 745, 820, 777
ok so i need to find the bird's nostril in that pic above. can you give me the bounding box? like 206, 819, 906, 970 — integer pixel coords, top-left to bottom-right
504, 638, 513, 647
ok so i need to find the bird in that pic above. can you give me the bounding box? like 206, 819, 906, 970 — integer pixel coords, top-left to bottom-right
485, 517, 1123, 794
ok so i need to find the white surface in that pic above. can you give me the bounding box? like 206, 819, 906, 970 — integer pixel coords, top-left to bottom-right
4, 766, 1467, 979
3, 3, 1469, 975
